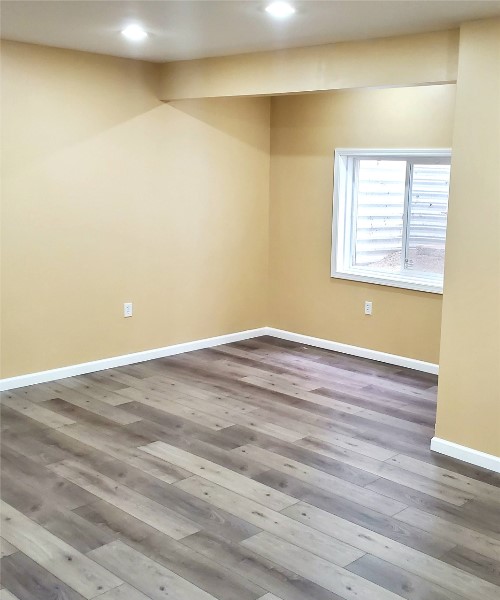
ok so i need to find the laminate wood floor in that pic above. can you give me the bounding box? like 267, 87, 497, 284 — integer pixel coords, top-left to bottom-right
1, 336, 500, 600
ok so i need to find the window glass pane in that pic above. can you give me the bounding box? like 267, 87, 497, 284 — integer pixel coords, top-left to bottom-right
405, 163, 450, 275
353, 159, 406, 273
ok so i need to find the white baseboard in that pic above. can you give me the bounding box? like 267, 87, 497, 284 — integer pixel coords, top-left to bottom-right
266, 328, 439, 374
431, 437, 500, 474
0, 328, 268, 392
0, 325, 438, 392
8, 325, 496, 472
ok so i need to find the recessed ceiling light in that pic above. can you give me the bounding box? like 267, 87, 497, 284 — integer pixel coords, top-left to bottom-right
121, 24, 148, 42
265, 2, 296, 18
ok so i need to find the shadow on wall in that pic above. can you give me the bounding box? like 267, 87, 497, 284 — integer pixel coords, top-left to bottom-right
169, 96, 271, 152
1, 41, 162, 174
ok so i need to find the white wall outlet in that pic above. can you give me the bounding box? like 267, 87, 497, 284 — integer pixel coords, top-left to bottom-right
124, 302, 133, 318
364, 300, 373, 315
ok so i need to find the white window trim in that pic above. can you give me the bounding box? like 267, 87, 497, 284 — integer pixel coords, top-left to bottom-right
331, 148, 451, 294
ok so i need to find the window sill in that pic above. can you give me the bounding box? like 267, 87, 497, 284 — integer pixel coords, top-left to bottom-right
331, 269, 443, 294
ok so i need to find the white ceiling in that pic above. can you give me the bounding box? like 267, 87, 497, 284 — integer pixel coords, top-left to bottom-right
2, 1, 500, 63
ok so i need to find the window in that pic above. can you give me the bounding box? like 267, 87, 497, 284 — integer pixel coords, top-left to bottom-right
331, 149, 451, 293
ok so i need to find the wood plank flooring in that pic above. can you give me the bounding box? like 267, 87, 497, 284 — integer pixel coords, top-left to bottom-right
2, 336, 500, 600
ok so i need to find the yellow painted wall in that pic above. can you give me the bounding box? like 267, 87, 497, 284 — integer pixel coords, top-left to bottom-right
268, 85, 456, 364
160, 30, 459, 100
0, 41, 270, 378
435, 19, 500, 457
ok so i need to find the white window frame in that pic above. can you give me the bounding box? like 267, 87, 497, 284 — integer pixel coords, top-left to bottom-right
331, 148, 451, 294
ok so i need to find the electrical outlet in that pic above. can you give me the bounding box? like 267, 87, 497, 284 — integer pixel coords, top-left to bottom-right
124, 302, 133, 318
364, 301, 373, 316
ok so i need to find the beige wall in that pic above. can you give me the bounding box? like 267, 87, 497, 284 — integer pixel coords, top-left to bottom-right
0, 41, 457, 378
0, 41, 270, 378
435, 19, 500, 457
160, 30, 459, 100
268, 85, 456, 364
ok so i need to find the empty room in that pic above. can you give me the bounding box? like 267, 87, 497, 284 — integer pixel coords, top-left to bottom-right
1, 1, 500, 599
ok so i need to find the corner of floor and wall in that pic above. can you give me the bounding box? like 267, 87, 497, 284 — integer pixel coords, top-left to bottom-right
1, 18, 499, 473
